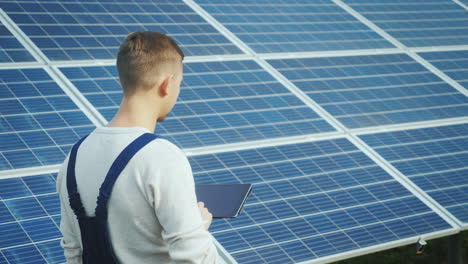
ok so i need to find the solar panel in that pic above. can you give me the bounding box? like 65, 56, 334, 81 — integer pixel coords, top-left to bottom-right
0, 173, 64, 263
342, 0, 468, 47
0, 67, 95, 170
360, 123, 468, 226
1, 139, 454, 264
0, 0, 242, 60
0, 0, 467, 263
59, 60, 336, 148
268, 53, 468, 129
418, 50, 468, 91
189, 138, 454, 263
0, 22, 35, 63
194, 0, 394, 53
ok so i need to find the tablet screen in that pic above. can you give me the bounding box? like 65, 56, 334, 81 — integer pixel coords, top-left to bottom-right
195, 184, 252, 218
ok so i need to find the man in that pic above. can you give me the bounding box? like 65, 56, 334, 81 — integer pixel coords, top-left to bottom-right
57, 31, 219, 263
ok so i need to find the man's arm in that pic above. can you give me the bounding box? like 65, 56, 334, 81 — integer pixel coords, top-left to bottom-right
56, 159, 83, 263
146, 143, 220, 264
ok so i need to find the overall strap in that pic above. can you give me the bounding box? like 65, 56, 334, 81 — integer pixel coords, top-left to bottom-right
95, 133, 158, 215
67, 135, 89, 219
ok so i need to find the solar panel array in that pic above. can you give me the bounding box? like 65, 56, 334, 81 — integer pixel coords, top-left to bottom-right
194, 0, 394, 53
0, 173, 63, 263
0, 22, 35, 63
1, 0, 467, 263
59, 61, 335, 148
0, 68, 95, 170
419, 50, 468, 91
0, 0, 242, 60
190, 139, 452, 263
343, 0, 468, 47
268, 54, 468, 129
360, 124, 468, 225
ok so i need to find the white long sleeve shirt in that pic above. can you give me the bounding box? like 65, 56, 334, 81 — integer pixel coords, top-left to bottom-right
56, 126, 220, 263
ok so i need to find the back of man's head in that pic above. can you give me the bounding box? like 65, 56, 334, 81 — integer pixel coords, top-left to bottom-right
117, 31, 184, 96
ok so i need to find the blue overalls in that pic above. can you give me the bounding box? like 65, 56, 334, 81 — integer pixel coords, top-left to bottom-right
66, 133, 159, 264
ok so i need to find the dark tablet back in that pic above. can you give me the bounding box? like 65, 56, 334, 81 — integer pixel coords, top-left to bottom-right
195, 184, 252, 218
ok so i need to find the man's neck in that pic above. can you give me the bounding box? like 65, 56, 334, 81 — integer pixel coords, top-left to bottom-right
107, 96, 159, 133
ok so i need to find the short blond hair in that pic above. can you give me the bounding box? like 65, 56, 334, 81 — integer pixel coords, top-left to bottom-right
117, 31, 184, 96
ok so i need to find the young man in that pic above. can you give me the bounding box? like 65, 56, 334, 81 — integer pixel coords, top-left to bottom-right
57, 31, 219, 263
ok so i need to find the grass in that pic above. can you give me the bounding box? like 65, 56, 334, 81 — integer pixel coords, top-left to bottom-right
334, 231, 467, 264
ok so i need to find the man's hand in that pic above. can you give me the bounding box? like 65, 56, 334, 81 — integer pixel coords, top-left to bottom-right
198, 202, 213, 230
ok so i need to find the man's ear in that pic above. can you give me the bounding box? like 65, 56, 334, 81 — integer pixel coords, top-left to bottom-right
158, 74, 173, 97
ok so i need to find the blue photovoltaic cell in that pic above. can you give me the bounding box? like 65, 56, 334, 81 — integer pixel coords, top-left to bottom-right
188, 138, 452, 263
59, 60, 335, 148
343, 0, 468, 47
0, 23, 35, 63
195, 0, 393, 53
0, 173, 65, 264
0, 0, 465, 263
419, 50, 468, 91
0, 68, 95, 170
0, 0, 242, 60
0, 142, 454, 264
360, 123, 468, 224
268, 53, 468, 129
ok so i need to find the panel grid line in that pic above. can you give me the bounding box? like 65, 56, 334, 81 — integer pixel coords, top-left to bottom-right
0, 1, 467, 264
425, 183, 468, 194
236, 177, 397, 209
452, 0, 468, 10
408, 167, 467, 179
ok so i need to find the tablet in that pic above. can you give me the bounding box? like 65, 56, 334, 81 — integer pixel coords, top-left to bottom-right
195, 184, 252, 218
